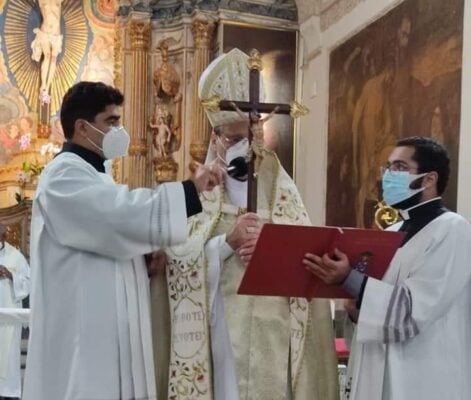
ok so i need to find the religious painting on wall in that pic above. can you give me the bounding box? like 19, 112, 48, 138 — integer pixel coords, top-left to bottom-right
221, 23, 297, 176
326, 0, 464, 228
0, 0, 116, 206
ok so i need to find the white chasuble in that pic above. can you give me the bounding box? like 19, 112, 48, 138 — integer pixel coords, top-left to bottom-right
0, 242, 30, 398
155, 152, 340, 400
24, 152, 188, 400
346, 212, 471, 400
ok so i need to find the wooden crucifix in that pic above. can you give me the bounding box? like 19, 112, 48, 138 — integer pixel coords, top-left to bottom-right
203, 49, 308, 212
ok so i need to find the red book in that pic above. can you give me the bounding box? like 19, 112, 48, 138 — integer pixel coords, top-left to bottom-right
237, 224, 405, 299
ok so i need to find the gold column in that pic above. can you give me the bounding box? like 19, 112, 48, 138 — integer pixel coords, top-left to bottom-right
114, 20, 124, 93
112, 18, 124, 184
189, 19, 215, 171
126, 19, 151, 188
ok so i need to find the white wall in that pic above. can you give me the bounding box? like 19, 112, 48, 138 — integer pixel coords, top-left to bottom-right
296, 0, 471, 223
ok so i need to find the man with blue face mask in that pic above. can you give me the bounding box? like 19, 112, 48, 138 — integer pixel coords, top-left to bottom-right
304, 136, 471, 400
150, 48, 339, 400
23, 81, 223, 400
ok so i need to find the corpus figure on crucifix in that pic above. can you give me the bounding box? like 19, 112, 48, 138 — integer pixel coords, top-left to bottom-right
230, 100, 279, 174
31, 0, 64, 100
150, 47, 339, 400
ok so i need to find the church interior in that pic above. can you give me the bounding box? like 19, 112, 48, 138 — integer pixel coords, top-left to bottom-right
0, 0, 469, 399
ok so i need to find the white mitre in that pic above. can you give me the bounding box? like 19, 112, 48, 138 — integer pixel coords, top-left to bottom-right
199, 48, 264, 164
199, 47, 266, 128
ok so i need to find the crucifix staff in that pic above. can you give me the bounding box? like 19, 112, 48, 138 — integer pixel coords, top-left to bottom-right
202, 49, 308, 212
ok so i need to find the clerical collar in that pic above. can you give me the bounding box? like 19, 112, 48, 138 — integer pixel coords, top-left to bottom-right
399, 197, 443, 220
59, 142, 106, 173
398, 197, 447, 246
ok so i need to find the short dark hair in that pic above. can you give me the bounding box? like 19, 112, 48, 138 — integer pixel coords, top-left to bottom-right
60, 81, 124, 140
396, 136, 450, 194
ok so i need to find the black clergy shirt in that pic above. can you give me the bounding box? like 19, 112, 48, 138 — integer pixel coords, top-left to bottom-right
343, 198, 448, 306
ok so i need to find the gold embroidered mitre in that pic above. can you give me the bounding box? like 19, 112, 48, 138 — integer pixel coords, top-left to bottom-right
198, 47, 264, 128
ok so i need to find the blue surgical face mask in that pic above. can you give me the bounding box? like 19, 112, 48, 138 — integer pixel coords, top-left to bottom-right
382, 170, 427, 207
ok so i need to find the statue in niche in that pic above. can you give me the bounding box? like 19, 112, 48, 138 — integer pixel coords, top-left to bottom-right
150, 39, 182, 182
150, 108, 172, 158
31, 0, 64, 101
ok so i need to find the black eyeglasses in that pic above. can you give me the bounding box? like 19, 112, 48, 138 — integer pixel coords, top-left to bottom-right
380, 161, 418, 174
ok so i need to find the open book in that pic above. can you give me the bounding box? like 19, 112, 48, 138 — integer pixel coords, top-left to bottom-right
237, 224, 405, 299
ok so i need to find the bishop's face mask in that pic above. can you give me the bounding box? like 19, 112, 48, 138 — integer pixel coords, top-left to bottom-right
382, 170, 427, 207
216, 137, 250, 183
84, 121, 130, 159
216, 136, 249, 165
225, 138, 249, 164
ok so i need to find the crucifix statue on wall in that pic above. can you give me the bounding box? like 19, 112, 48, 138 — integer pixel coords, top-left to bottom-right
31, 0, 65, 100
201, 48, 309, 212
30, 0, 65, 139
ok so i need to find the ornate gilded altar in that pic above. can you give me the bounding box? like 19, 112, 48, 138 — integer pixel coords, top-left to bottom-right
115, 1, 299, 186
150, 39, 182, 182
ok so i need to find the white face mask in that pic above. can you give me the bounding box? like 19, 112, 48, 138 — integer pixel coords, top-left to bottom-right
85, 121, 130, 159
217, 137, 249, 165
226, 138, 249, 164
